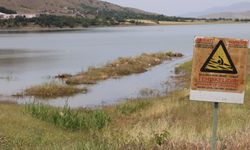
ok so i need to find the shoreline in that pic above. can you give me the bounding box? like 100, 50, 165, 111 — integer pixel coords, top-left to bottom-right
0, 27, 87, 33
0, 21, 249, 33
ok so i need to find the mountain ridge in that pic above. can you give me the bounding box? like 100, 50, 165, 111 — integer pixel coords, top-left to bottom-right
0, 0, 156, 17
182, 1, 250, 18
201, 10, 250, 19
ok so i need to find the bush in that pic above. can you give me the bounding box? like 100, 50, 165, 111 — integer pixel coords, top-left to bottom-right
154, 129, 171, 146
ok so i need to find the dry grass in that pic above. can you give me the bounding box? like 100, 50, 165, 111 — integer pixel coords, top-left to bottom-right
18, 82, 87, 99
63, 52, 183, 85
3, 86, 250, 149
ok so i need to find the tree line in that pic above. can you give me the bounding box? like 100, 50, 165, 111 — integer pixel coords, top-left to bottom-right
0, 5, 249, 29
0, 15, 115, 28
0, 6, 17, 14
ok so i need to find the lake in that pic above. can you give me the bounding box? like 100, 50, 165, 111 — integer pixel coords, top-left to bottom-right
0, 23, 250, 107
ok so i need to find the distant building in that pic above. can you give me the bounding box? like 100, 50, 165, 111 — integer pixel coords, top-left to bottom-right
0, 12, 38, 19
0, 12, 5, 19
0, 12, 11, 19
22, 14, 38, 18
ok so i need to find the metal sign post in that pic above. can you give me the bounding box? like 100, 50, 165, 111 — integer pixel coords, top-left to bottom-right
190, 37, 249, 150
211, 102, 219, 150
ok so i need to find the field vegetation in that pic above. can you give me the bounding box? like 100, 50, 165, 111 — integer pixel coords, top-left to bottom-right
1, 51, 250, 149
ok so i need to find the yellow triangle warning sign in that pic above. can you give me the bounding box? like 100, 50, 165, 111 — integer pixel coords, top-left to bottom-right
200, 40, 237, 74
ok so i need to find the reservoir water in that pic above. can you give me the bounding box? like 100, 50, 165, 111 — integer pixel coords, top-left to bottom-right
0, 23, 250, 107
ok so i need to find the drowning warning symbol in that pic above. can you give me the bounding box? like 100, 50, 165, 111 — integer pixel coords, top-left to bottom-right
200, 40, 237, 74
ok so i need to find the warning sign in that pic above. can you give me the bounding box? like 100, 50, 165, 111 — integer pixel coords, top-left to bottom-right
190, 37, 249, 104
200, 40, 237, 74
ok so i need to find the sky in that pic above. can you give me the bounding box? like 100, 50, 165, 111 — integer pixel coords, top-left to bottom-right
104, 0, 250, 16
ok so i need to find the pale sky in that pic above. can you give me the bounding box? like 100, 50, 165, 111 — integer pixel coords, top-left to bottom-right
104, 0, 250, 16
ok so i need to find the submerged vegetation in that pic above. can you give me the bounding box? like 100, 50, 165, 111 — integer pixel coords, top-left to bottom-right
63, 52, 183, 85
17, 82, 87, 99
16, 51, 182, 99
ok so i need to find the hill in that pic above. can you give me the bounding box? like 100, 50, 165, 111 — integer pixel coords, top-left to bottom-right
0, 0, 154, 18
0, 0, 195, 29
201, 10, 250, 19
182, 2, 250, 18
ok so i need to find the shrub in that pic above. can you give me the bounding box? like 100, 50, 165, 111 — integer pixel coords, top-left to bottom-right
154, 129, 171, 146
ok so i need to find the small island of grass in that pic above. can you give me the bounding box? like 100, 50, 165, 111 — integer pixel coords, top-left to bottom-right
15, 51, 182, 99
15, 82, 87, 99
60, 52, 183, 85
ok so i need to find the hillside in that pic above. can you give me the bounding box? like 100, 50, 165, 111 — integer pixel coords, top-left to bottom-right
0, 0, 154, 18
201, 10, 250, 19
182, 1, 250, 18
0, 0, 196, 29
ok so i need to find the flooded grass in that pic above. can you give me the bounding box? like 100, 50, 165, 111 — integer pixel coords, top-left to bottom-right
15, 52, 182, 99
18, 82, 87, 99
63, 52, 183, 85
174, 61, 192, 88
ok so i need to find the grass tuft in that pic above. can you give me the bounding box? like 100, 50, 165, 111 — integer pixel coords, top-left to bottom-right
18, 82, 87, 99
174, 61, 192, 88
116, 100, 151, 115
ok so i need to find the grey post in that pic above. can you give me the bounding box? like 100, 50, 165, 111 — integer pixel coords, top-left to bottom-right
211, 102, 219, 150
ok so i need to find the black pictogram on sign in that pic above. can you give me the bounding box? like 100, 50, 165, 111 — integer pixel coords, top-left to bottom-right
200, 40, 237, 74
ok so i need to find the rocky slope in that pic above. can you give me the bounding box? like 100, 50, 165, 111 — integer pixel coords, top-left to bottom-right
0, 0, 155, 17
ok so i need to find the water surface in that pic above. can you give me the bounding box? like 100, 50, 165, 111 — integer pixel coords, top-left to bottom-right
0, 24, 250, 107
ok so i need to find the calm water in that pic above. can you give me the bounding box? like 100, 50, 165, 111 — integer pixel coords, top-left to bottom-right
0, 24, 250, 107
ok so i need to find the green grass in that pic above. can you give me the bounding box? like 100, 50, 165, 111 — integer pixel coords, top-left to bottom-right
25, 104, 111, 131
116, 99, 151, 115
64, 52, 183, 85
17, 82, 87, 99
2, 84, 250, 149
175, 60, 192, 75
